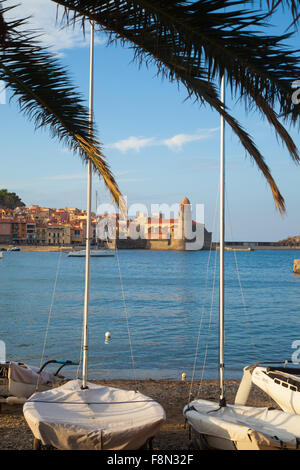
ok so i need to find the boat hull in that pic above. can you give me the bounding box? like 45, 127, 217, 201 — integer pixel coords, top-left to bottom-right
68, 250, 114, 257
0, 362, 61, 405
252, 366, 300, 414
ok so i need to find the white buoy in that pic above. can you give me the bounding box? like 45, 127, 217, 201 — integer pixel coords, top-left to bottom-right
105, 331, 111, 344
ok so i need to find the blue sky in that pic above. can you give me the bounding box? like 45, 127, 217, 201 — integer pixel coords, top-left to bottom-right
1, 0, 300, 241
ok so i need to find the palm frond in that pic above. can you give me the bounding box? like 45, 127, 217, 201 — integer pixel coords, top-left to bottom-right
132, 46, 287, 212
264, 0, 300, 26
52, 0, 300, 212
0, 3, 123, 211
53, 1, 300, 114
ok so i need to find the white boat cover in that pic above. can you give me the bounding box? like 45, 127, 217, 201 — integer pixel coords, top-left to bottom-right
8, 361, 58, 399
1, 362, 56, 400
184, 399, 300, 450
9, 362, 56, 387
23, 379, 166, 450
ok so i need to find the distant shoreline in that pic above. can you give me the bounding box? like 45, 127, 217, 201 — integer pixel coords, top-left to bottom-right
0, 245, 71, 252
224, 245, 300, 251
2, 244, 300, 252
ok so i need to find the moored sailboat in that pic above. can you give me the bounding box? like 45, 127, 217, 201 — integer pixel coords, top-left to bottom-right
183, 76, 300, 451
68, 248, 114, 257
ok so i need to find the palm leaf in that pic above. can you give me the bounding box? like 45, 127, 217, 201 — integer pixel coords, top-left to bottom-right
0, 4, 124, 211
264, 0, 300, 25
52, 0, 300, 213
53, 1, 300, 115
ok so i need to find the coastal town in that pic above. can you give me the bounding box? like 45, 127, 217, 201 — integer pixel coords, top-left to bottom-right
0, 197, 212, 250
0, 204, 99, 247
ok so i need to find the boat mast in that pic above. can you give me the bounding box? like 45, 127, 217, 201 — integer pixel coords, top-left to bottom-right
219, 75, 226, 407
82, 20, 94, 390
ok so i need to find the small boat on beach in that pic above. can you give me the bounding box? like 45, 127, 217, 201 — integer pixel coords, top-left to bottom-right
0, 360, 77, 407
235, 362, 300, 415
183, 76, 300, 451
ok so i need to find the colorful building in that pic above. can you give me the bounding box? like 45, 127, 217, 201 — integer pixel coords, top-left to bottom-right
0, 220, 12, 244
0, 198, 212, 250
47, 224, 71, 246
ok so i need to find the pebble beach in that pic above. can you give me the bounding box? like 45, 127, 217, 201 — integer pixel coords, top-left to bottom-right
0, 379, 277, 451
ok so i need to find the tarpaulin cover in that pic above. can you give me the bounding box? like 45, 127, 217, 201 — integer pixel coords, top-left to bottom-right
24, 379, 166, 450
9, 362, 56, 386
184, 398, 300, 449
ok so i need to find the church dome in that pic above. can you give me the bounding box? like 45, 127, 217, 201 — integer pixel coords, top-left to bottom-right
180, 196, 191, 206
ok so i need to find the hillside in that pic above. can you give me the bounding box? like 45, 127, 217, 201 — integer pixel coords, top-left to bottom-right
0, 189, 25, 210
277, 236, 300, 246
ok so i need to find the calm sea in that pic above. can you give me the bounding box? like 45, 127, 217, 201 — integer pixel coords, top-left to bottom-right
0, 249, 299, 381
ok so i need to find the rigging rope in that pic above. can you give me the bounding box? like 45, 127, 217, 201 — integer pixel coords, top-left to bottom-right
225, 193, 258, 359
114, 238, 138, 392
188, 186, 220, 401
76, 315, 84, 380
197, 243, 218, 398
36, 248, 63, 391
74, 209, 138, 390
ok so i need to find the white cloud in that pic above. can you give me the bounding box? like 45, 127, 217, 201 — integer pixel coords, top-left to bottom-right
107, 136, 155, 153
5, 0, 105, 53
107, 128, 218, 153
163, 133, 207, 151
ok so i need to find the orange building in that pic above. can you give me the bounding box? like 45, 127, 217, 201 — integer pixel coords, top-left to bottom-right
11, 220, 27, 244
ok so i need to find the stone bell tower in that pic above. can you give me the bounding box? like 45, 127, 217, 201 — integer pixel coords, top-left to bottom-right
179, 196, 192, 250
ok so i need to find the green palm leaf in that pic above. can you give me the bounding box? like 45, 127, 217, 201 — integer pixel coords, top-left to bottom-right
0, 4, 123, 211
54, 0, 300, 114
264, 1, 300, 23
52, 0, 300, 213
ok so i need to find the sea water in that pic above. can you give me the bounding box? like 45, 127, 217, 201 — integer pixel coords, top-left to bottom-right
0, 249, 299, 381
